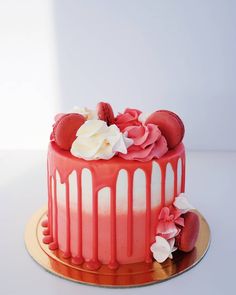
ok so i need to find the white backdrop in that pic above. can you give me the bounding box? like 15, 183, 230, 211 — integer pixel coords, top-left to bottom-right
0, 0, 235, 150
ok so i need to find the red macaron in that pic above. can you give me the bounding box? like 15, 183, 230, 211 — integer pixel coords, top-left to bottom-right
54, 113, 66, 122
145, 110, 185, 149
97, 102, 115, 126
52, 113, 85, 150
176, 211, 200, 253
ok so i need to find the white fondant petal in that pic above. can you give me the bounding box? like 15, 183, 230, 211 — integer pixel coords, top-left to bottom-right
73, 106, 98, 120
174, 193, 194, 212
168, 238, 175, 250
169, 253, 173, 259
150, 236, 171, 263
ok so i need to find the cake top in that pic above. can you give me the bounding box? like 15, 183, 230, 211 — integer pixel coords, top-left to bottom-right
50, 102, 185, 162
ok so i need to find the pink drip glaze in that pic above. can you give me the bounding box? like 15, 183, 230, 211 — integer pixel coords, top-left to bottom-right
71, 256, 84, 265
48, 175, 53, 238
127, 172, 134, 257
63, 180, 71, 258
144, 170, 152, 263
75, 171, 84, 264
181, 155, 186, 192
85, 188, 101, 270
49, 241, 58, 251
44, 142, 186, 269
53, 175, 58, 247
173, 161, 178, 197
160, 163, 167, 207
43, 228, 50, 235
41, 219, 48, 227
43, 172, 53, 244
43, 235, 53, 244
109, 187, 119, 269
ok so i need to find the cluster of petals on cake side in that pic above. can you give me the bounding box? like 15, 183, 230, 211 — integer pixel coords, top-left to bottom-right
150, 193, 199, 263
50, 102, 185, 162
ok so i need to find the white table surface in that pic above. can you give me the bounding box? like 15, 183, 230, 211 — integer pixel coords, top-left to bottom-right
0, 149, 235, 294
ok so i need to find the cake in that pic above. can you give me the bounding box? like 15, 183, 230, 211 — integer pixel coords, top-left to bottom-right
42, 102, 199, 270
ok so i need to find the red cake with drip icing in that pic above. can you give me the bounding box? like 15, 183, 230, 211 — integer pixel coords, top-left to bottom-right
42, 103, 199, 270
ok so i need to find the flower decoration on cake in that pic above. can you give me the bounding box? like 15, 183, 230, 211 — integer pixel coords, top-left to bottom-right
118, 123, 168, 161
50, 101, 185, 161
150, 193, 200, 263
71, 120, 133, 160
73, 106, 98, 120
115, 108, 142, 130
151, 236, 177, 263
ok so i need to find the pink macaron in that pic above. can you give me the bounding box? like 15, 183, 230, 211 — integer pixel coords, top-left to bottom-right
176, 212, 200, 253
97, 102, 115, 125
145, 110, 185, 149
52, 113, 85, 150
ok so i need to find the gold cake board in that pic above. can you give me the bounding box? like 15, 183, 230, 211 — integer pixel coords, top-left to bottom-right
24, 206, 210, 287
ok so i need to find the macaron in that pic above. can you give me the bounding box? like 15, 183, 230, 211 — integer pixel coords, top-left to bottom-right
145, 110, 185, 149
52, 113, 85, 150
176, 211, 200, 253
97, 102, 115, 125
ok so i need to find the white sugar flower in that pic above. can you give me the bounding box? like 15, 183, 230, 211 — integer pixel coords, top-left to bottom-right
73, 106, 98, 120
174, 193, 195, 213
150, 236, 177, 263
71, 120, 133, 160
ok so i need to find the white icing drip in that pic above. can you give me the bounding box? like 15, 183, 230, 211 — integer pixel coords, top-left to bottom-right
56, 170, 65, 204
165, 163, 174, 205
81, 168, 93, 213
116, 169, 128, 214
98, 187, 111, 215
151, 162, 162, 208
177, 158, 182, 194
133, 169, 146, 211
55, 162, 176, 213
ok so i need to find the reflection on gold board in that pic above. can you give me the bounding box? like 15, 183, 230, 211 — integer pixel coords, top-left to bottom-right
25, 206, 210, 287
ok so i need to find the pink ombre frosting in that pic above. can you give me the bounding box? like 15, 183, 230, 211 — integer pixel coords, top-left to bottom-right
119, 123, 168, 161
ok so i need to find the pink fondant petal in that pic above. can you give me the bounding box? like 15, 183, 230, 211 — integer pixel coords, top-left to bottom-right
158, 207, 170, 220
157, 221, 179, 239
175, 217, 185, 227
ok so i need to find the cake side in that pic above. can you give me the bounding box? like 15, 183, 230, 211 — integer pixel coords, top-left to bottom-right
44, 141, 185, 269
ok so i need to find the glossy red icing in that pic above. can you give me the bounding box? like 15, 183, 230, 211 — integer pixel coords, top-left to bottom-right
43, 142, 185, 270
